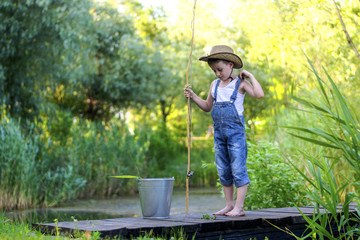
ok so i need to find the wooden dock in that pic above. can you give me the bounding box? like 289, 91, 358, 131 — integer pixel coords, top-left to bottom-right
34, 203, 358, 239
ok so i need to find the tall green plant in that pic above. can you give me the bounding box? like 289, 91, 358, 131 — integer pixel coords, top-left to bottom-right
66, 119, 149, 197
0, 115, 40, 209
285, 55, 359, 190
283, 57, 360, 239
287, 155, 358, 239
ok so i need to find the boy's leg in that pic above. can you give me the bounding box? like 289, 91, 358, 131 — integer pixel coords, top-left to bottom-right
225, 184, 248, 216
212, 185, 235, 215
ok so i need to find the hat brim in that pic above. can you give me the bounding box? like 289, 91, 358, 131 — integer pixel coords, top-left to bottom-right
199, 52, 243, 69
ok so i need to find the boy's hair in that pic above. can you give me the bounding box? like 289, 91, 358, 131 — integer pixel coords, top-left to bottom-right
207, 58, 231, 66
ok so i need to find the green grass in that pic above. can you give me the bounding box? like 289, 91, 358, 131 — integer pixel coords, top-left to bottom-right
0, 214, 65, 240
0, 212, 105, 239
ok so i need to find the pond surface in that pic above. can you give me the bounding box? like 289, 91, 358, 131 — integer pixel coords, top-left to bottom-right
8, 188, 225, 224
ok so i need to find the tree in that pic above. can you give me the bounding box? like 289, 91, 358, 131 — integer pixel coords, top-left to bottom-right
226, 0, 360, 124
0, 0, 94, 120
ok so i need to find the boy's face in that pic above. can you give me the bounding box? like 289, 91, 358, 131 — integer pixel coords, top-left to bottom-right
209, 60, 233, 81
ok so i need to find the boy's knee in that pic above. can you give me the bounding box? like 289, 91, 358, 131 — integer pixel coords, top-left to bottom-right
234, 178, 250, 188
219, 178, 234, 187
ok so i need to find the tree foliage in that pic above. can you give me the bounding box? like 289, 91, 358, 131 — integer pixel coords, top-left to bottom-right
0, 0, 179, 122
0, 0, 94, 119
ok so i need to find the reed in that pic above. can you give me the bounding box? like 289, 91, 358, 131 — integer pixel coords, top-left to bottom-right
284, 56, 360, 239
0, 116, 40, 210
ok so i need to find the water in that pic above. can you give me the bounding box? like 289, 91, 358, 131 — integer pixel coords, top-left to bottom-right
7, 188, 225, 224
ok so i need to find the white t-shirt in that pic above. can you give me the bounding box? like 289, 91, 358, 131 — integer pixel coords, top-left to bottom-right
211, 78, 245, 116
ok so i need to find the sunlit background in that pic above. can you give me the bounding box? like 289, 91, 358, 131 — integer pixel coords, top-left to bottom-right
1, 0, 360, 238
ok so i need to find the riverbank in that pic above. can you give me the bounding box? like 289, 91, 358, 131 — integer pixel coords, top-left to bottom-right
2, 188, 224, 239
6, 188, 224, 224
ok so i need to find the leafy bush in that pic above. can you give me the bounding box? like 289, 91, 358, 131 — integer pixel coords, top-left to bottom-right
145, 124, 218, 188
185, 138, 218, 187
246, 140, 308, 210
144, 124, 183, 177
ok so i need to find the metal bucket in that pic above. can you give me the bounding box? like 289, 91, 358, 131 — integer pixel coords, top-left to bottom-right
137, 177, 174, 219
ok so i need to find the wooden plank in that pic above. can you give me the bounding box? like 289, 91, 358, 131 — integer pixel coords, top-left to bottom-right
34, 211, 301, 237
256, 206, 324, 214
38, 218, 197, 231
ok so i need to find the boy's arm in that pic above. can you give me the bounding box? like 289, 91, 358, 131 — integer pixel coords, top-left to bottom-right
184, 83, 214, 112
239, 70, 264, 99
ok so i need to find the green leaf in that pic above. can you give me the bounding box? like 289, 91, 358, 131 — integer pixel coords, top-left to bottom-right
304, 53, 330, 106
287, 132, 340, 149
296, 207, 334, 239
343, 192, 356, 219
110, 175, 142, 179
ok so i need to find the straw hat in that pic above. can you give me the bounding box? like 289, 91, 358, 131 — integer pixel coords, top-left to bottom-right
199, 45, 243, 69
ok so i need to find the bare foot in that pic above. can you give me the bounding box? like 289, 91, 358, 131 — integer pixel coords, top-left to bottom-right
225, 207, 245, 217
212, 205, 234, 215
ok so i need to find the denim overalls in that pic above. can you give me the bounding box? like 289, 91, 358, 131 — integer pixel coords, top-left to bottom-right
211, 78, 250, 188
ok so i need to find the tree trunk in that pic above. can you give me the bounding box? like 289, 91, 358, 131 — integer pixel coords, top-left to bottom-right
333, 0, 360, 62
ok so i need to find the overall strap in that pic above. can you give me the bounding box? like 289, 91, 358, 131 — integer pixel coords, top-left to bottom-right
213, 79, 221, 102
230, 77, 242, 103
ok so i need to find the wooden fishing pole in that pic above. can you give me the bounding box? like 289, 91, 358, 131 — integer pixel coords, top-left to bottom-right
186, 0, 197, 215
